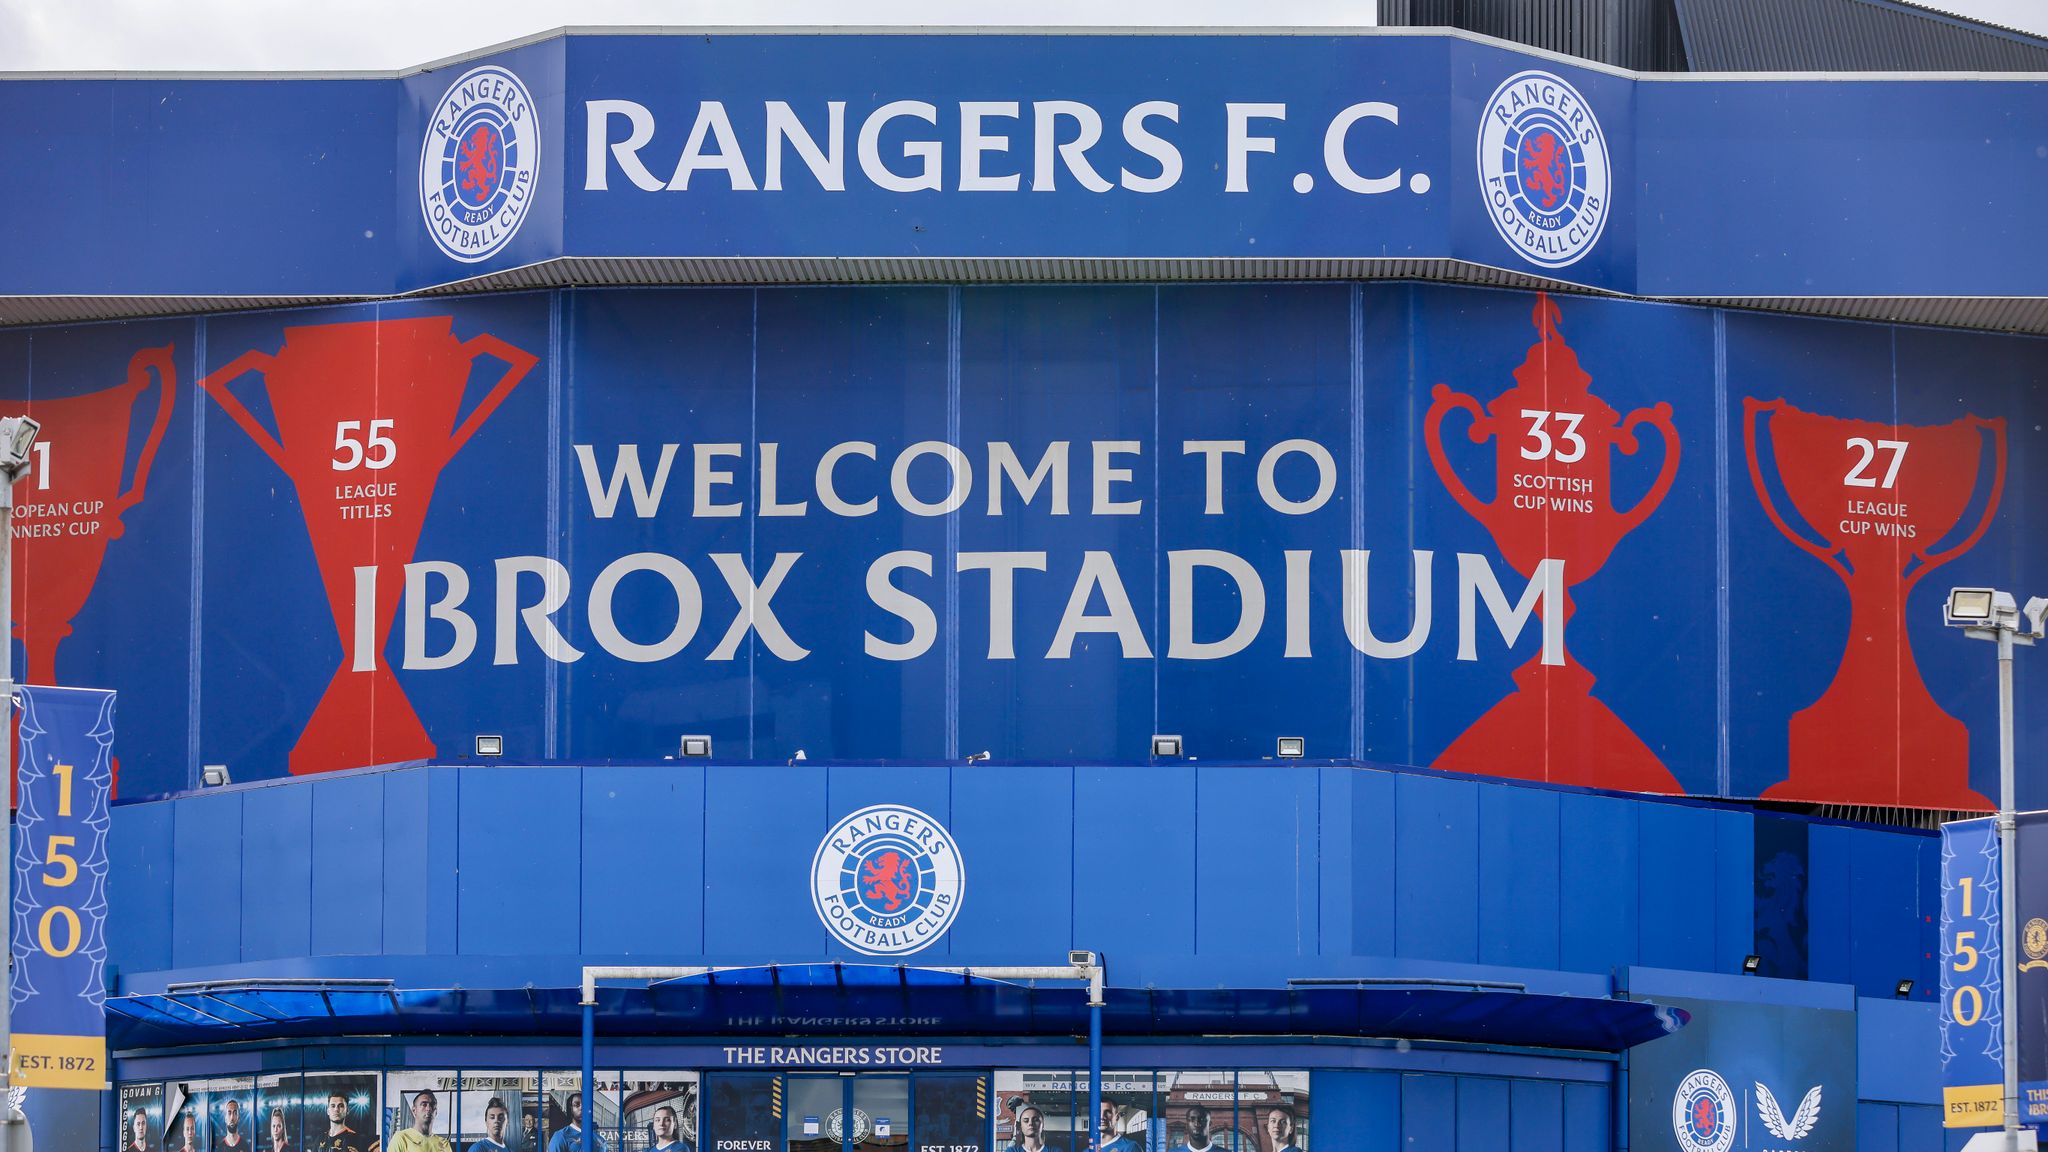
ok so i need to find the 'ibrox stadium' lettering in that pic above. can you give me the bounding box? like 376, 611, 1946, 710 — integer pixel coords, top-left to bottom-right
584, 99, 1419, 194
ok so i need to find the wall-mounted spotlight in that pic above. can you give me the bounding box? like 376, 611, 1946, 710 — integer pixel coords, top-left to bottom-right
680, 735, 713, 758
1151, 734, 1184, 758
1276, 737, 1305, 759
201, 764, 232, 788
1895, 978, 1915, 999
1742, 954, 1761, 975
474, 734, 504, 757
966, 751, 991, 764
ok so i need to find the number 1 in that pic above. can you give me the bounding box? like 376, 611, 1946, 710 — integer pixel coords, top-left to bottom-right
51, 762, 71, 817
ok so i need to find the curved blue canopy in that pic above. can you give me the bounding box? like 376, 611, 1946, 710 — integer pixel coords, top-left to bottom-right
108, 964, 1685, 1054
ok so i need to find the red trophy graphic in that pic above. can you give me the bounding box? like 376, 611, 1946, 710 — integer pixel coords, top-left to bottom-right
200, 317, 536, 776
13, 345, 179, 684
10, 344, 178, 800
1424, 296, 1683, 793
1744, 397, 2004, 809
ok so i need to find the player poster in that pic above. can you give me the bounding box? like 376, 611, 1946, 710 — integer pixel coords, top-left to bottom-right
705, 1074, 781, 1152
1233, 1075, 1306, 1152
303, 1071, 379, 1152
911, 1075, 984, 1152
257, 1075, 302, 1152
995, 1073, 1078, 1152
389, 1071, 460, 1151
124, 1082, 166, 1152
211, 1076, 258, 1152
1157, 1074, 1232, 1152
458, 1073, 536, 1152
544, 1070, 619, 1152
622, 1073, 698, 1152
165, 1081, 208, 1152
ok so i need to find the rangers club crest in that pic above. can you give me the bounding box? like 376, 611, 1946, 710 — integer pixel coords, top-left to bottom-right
811, 804, 965, 956
1476, 70, 1611, 269
1671, 1069, 1738, 1152
419, 64, 538, 263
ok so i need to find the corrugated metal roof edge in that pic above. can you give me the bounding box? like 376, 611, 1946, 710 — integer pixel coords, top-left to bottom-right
10, 23, 2048, 83
5, 258, 2048, 336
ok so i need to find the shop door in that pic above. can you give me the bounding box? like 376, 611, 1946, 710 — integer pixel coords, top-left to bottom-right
786, 1074, 912, 1152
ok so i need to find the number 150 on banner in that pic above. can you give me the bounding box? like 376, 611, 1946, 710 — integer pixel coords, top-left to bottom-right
9, 685, 114, 1091
1943, 817, 2006, 1128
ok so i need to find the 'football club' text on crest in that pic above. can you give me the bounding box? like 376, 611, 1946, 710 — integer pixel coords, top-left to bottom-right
420, 65, 540, 263
811, 805, 965, 956
1476, 70, 1610, 269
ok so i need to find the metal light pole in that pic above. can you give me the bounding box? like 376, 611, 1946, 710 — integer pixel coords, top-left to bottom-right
0, 414, 43, 1152
1946, 587, 2048, 1151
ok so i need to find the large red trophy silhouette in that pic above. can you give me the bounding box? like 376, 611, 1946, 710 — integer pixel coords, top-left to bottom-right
10, 344, 178, 800
1744, 397, 2004, 809
1424, 296, 1682, 792
201, 317, 536, 776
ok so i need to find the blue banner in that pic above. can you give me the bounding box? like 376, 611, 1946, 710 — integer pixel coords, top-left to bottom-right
9, 684, 113, 1098
1944, 816, 2005, 1128
3, 33, 2048, 299
1628, 995, 1854, 1151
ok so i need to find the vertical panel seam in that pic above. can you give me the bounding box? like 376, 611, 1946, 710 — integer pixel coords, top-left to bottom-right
1714, 309, 1730, 797
552, 290, 570, 759
946, 286, 961, 761
1351, 284, 1366, 761
187, 323, 206, 789
750, 288, 760, 757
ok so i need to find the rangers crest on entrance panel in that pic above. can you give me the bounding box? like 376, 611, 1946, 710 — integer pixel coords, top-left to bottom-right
419, 64, 539, 262
1476, 70, 1610, 268
1671, 1069, 1737, 1152
811, 805, 964, 955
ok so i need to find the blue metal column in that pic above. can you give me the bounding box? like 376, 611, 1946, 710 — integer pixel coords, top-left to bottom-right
1088, 1002, 1102, 1152
582, 1000, 596, 1152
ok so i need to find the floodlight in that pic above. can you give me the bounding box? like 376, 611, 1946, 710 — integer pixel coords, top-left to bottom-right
0, 415, 39, 481
474, 734, 504, 757
1947, 587, 1995, 623
1150, 735, 1183, 758
1742, 954, 1761, 975
201, 764, 232, 787
680, 735, 712, 758
1276, 737, 1306, 759
1895, 978, 1915, 999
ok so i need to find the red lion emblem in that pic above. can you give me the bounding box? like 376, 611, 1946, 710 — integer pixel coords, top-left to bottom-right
459, 124, 501, 202
1520, 129, 1567, 211
1690, 1095, 1717, 1136
862, 851, 912, 912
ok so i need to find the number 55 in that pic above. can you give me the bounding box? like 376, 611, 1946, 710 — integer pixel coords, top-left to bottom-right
333, 419, 397, 471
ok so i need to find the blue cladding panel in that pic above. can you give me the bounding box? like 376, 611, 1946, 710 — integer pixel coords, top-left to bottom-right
1309, 1071, 1398, 1152
1850, 830, 1923, 1001
1197, 766, 1317, 956
1075, 765, 1195, 960
1559, 792, 1638, 975
704, 765, 829, 955
1318, 767, 1353, 957
1856, 998, 1938, 1105
238, 783, 312, 961
1509, 1080, 1562, 1152
1479, 785, 1560, 969
1808, 824, 1856, 987
581, 766, 705, 955
108, 800, 175, 972
947, 766, 1074, 955
426, 768, 460, 955
1713, 810, 1754, 975
1395, 773, 1479, 963
1402, 1075, 1457, 1151
1561, 1084, 1608, 1152
308, 774, 382, 956
382, 769, 432, 955
458, 767, 580, 955
1638, 803, 1716, 970
1454, 1076, 1507, 1152
1855, 1103, 1898, 1152
170, 791, 241, 968
1351, 769, 1396, 957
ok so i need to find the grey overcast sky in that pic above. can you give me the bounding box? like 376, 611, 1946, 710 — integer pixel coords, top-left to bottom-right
0, 0, 2038, 70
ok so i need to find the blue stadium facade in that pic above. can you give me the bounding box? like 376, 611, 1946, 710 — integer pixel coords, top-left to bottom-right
0, 18, 2042, 1152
